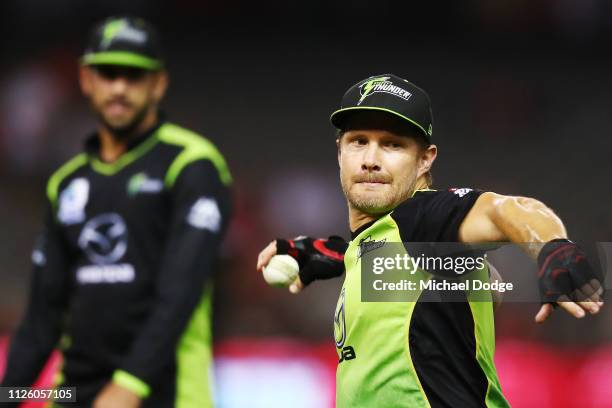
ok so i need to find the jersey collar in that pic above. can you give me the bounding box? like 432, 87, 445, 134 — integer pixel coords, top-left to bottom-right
349, 188, 436, 239
350, 220, 376, 240
84, 120, 164, 156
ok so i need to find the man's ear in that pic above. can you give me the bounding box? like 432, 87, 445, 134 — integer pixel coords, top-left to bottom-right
152, 70, 169, 102
417, 144, 437, 177
336, 138, 342, 168
79, 65, 92, 97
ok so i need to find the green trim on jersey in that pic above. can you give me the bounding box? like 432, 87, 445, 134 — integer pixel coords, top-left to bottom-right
158, 123, 232, 188
52, 335, 72, 395
47, 122, 230, 200
411, 188, 435, 196
90, 130, 161, 176
467, 294, 508, 407
112, 370, 151, 398
46, 153, 89, 207
175, 286, 214, 408
50, 349, 67, 405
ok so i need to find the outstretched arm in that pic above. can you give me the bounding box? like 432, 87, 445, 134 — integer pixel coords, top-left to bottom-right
460, 193, 566, 255
459, 192, 603, 322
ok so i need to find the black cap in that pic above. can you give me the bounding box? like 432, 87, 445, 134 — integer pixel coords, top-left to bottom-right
81, 16, 164, 70
330, 74, 433, 141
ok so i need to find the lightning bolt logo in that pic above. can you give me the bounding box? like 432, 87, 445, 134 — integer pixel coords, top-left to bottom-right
358, 76, 390, 105
101, 19, 127, 48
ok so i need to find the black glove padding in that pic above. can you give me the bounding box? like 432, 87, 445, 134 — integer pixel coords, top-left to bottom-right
276, 236, 347, 286
537, 239, 603, 303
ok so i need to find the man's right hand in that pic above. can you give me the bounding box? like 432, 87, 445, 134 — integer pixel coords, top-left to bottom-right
93, 382, 142, 408
257, 236, 347, 294
257, 239, 307, 293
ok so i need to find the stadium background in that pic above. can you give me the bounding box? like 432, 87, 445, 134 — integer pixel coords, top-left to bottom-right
0, 1, 611, 406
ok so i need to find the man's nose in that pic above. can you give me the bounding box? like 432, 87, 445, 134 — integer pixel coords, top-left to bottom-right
109, 77, 129, 95
361, 144, 381, 171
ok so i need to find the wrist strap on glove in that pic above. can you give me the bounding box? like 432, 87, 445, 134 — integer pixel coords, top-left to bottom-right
537, 239, 602, 303
276, 236, 347, 286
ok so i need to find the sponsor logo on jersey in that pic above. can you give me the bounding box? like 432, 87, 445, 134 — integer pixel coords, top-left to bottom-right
449, 187, 473, 197
338, 346, 356, 363
78, 213, 128, 264
77, 263, 135, 284
335, 288, 347, 348
358, 236, 387, 259
58, 178, 89, 225
358, 76, 413, 105
127, 172, 164, 196
77, 213, 134, 284
187, 197, 221, 232
334, 288, 357, 363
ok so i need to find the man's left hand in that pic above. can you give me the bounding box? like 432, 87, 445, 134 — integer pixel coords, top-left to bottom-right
535, 239, 604, 323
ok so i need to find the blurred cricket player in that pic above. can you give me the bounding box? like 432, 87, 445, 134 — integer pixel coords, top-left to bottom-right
0, 16, 232, 408
257, 74, 604, 407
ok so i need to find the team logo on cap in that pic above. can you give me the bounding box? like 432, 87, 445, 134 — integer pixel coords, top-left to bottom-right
101, 18, 147, 49
358, 76, 413, 105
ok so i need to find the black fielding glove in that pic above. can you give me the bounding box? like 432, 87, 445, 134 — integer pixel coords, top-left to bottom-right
276, 236, 347, 286
537, 239, 603, 303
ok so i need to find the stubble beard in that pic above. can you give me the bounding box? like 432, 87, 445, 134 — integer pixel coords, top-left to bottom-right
94, 100, 151, 140
341, 174, 417, 216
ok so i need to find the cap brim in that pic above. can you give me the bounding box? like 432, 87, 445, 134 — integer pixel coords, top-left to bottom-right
81, 51, 163, 70
330, 106, 430, 141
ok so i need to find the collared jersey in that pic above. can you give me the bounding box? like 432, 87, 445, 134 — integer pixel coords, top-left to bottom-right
335, 189, 509, 408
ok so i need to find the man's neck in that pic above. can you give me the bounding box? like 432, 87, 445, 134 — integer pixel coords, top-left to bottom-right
348, 177, 430, 233
348, 210, 379, 234
98, 109, 157, 163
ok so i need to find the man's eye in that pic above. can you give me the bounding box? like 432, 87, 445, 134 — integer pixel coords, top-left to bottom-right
95, 67, 119, 79
353, 139, 367, 145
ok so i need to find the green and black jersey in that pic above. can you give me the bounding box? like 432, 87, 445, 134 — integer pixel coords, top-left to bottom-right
335, 189, 509, 408
0, 121, 232, 407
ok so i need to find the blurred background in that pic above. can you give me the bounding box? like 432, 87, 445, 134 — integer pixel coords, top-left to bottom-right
0, 0, 611, 406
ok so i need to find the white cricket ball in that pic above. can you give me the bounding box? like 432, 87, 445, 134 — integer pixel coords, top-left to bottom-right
263, 255, 300, 287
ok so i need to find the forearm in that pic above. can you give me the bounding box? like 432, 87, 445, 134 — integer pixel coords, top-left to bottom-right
492, 195, 566, 241
462, 192, 567, 258
488, 262, 503, 310
491, 195, 567, 258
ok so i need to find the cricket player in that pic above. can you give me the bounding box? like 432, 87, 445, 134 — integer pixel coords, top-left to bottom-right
0, 16, 231, 407
257, 74, 604, 407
